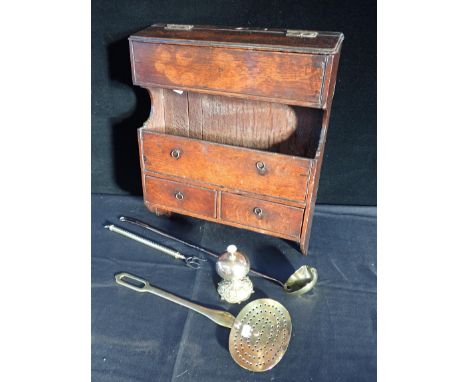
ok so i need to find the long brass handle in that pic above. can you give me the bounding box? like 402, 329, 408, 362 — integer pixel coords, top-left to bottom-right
115, 273, 235, 328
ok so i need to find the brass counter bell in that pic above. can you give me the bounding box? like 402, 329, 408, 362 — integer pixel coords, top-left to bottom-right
216, 245, 254, 304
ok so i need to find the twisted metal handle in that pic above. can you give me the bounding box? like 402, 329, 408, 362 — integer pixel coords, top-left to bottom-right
104, 224, 205, 269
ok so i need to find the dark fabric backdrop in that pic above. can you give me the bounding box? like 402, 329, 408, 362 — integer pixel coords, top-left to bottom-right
91, 0, 376, 205
92, 195, 376, 382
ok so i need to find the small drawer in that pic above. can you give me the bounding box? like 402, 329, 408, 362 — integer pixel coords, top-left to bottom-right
220, 192, 304, 239
141, 130, 312, 202
145, 175, 216, 218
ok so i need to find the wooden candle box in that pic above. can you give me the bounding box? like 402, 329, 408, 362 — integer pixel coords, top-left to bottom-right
129, 24, 344, 255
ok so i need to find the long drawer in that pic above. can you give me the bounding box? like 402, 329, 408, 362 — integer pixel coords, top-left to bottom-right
220, 192, 304, 239
140, 130, 312, 202
145, 175, 216, 218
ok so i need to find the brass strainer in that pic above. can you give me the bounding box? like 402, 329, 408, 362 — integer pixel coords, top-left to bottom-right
229, 299, 292, 371
115, 272, 292, 372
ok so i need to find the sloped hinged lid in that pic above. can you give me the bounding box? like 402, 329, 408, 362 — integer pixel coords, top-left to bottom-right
130, 23, 344, 55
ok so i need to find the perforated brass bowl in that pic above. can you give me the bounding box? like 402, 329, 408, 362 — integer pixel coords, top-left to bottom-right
229, 298, 292, 372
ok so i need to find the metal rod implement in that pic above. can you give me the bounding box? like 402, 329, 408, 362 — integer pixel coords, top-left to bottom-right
118, 216, 318, 295
104, 224, 205, 269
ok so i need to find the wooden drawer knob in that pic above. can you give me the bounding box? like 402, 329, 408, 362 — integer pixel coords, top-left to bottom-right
253, 207, 263, 217
256, 161, 266, 175
170, 148, 181, 159
175, 191, 184, 200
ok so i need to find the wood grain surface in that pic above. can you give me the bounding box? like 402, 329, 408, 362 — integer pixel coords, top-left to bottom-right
143, 88, 323, 158
220, 192, 304, 239
131, 24, 344, 54
145, 174, 216, 218
131, 41, 326, 106
300, 52, 342, 255
141, 130, 312, 202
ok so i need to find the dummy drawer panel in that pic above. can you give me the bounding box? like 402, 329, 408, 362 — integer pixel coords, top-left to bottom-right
131, 41, 327, 107
141, 130, 312, 202
145, 175, 216, 218
220, 192, 304, 239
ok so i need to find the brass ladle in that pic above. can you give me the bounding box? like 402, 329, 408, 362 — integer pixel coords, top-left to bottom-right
119, 216, 318, 295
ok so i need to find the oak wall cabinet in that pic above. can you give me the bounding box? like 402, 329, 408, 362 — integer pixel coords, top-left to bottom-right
129, 24, 344, 255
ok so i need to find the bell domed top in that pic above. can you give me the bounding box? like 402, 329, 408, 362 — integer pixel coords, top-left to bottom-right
216, 245, 250, 281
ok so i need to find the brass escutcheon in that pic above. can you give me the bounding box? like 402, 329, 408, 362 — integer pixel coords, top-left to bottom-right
171, 148, 181, 159
253, 207, 263, 217
256, 161, 266, 175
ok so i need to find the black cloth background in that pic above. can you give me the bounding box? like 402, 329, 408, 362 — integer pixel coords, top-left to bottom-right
92, 195, 376, 381
91, 0, 376, 205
